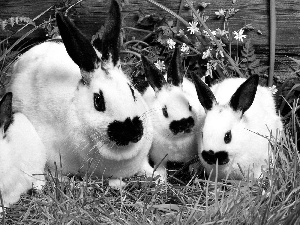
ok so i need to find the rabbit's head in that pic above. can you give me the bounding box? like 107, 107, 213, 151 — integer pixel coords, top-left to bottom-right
55, 0, 152, 161
192, 74, 263, 179
141, 47, 201, 141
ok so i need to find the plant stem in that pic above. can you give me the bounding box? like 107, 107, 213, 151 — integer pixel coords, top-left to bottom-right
123, 27, 152, 33
65, 0, 84, 15
144, 0, 190, 28
236, 40, 239, 64
123, 40, 149, 48
269, 0, 276, 87
176, 0, 185, 32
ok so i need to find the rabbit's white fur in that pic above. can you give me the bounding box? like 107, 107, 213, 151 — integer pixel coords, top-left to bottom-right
198, 77, 282, 180
0, 111, 46, 210
10, 41, 154, 180
143, 78, 205, 180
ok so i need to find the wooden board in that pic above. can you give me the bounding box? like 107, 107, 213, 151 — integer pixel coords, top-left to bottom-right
0, 0, 300, 79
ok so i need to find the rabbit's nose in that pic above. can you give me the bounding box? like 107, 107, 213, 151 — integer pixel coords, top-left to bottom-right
201, 150, 229, 165
107, 116, 143, 146
169, 116, 195, 135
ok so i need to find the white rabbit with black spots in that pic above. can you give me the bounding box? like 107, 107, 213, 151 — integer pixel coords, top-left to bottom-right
10, 0, 155, 187
0, 92, 46, 211
141, 47, 205, 181
192, 74, 283, 180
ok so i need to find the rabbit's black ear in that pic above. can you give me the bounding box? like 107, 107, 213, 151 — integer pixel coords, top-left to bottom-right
229, 75, 259, 114
100, 0, 121, 66
191, 74, 216, 111
167, 46, 183, 86
0, 92, 13, 133
56, 12, 100, 75
141, 55, 167, 91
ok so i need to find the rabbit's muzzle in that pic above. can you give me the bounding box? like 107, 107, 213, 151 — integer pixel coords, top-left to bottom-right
107, 116, 143, 146
169, 116, 195, 135
201, 150, 229, 165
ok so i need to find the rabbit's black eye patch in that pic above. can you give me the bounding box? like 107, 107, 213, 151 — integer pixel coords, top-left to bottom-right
224, 130, 232, 144
188, 103, 192, 111
162, 105, 168, 118
94, 91, 106, 112
128, 84, 136, 101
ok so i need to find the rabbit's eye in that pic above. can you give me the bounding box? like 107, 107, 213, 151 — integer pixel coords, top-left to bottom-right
94, 91, 106, 112
188, 103, 192, 111
224, 130, 232, 144
162, 105, 168, 118
128, 84, 136, 102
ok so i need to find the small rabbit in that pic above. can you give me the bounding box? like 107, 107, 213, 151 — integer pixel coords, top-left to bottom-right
10, 0, 155, 187
141, 47, 205, 181
192, 74, 283, 180
0, 92, 46, 210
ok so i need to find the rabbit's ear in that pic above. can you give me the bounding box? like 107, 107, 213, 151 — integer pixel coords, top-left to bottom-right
98, 0, 121, 66
141, 55, 167, 91
167, 46, 183, 86
192, 74, 216, 111
56, 12, 100, 84
0, 92, 13, 133
229, 75, 259, 114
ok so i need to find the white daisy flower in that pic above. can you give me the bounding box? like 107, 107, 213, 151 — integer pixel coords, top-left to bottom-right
180, 43, 190, 53
215, 9, 225, 18
269, 85, 278, 95
233, 29, 247, 42
187, 21, 199, 34
154, 60, 166, 72
167, 38, 176, 49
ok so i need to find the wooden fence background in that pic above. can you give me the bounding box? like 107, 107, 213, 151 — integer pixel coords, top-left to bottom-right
0, 0, 300, 79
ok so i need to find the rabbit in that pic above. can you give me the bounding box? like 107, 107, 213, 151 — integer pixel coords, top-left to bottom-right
10, 0, 156, 187
0, 92, 46, 211
192, 74, 283, 180
141, 47, 205, 181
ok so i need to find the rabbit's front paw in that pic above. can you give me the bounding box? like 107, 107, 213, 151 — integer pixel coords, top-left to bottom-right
33, 178, 46, 191
153, 165, 167, 183
109, 178, 126, 189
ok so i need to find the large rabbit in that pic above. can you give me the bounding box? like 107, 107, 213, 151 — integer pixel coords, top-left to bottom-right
141, 47, 205, 181
10, 0, 155, 187
0, 92, 46, 210
192, 74, 283, 180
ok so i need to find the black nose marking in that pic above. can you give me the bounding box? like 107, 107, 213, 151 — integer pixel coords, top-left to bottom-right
201, 150, 229, 165
169, 116, 195, 135
107, 116, 143, 146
